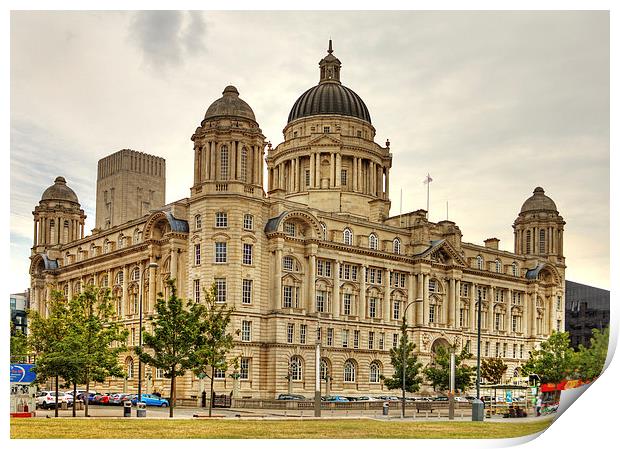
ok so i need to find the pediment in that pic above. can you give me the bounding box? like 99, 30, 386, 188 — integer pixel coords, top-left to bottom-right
417, 239, 467, 267
307, 134, 342, 147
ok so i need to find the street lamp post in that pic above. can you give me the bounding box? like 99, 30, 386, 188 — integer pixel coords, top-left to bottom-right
314, 337, 321, 417
400, 301, 416, 419
137, 262, 158, 414
472, 293, 485, 421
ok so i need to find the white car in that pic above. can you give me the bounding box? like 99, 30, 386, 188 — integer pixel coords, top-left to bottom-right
454, 396, 469, 403
36, 391, 69, 409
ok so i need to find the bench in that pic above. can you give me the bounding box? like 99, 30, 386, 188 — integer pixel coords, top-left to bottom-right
415, 402, 434, 413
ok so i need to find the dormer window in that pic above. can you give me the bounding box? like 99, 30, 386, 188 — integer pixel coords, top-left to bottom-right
343, 228, 353, 245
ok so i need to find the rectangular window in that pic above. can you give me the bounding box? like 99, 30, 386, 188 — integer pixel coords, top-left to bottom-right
194, 279, 200, 303
429, 279, 437, 292
316, 291, 326, 312
342, 329, 349, 348
368, 331, 374, 349
284, 222, 296, 236
305, 170, 310, 187
243, 243, 253, 265
503, 343, 508, 358
287, 323, 294, 343
131, 328, 136, 346
557, 319, 562, 330
393, 300, 400, 320
317, 327, 322, 343
195, 215, 202, 230
393, 333, 399, 348
240, 358, 250, 380
512, 315, 518, 332
327, 328, 333, 346
484, 341, 489, 357
242, 320, 251, 342
520, 344, 524, 359
495, 313, 501, 331
243, 214, 253, 230
459, 308, 465, 327
379, 332, 385, 350
369, 297, 377, 318
215, 212, 228, 228
495, 289, 504, 302
156, 368, 164, 379
323, 126, 330, 133
460, 283, 470, 297
495, 342, 501, 357
300, 324, 307, 344
214, 368, 226, 379
477, 286, 487, 300
429, 304, 435, 323
242, 279, 252, 304
194, 243, 201, 265
283, 286, 293, 308
343, 293, 351, 315
340, 170, 347, 186
215, 242, 227, 263
513, 344, 518, 359
215, 278, 227, 303
353, 330, 360, 349
317, 259, 332, 277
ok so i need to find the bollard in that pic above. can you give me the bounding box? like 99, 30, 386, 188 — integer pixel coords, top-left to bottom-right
123, 401, 132, 417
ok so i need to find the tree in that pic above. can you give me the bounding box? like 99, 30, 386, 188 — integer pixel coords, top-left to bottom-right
136, 280, 203, 418
481, 357, 508, 384
67, 285, 128, 417
423, 345, 475, 393
522, 330, 576, 384
28, 291, 71, 416
381, 317, 423, 417
576, 327, 609, 381
10, 321, 28, 363
192, 283, 238, 417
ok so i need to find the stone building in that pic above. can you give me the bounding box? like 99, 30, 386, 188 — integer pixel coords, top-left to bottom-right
29, 42, 566, 399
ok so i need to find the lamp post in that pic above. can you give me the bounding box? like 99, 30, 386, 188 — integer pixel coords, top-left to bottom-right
137, 261, 158, 413
400, 301, 416, 419
448, 346, 456, 420
314, 336, 321, 417
472, 293, 484, 421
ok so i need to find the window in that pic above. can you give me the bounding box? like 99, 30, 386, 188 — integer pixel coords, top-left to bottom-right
476, 255, 484, 270
393, 238, 401, 254
484, 341, 489, 357
194, 243, 201, 265
300, 324, 307, 344
317, 327, 322, 343
195, 214, 202, 230
512, 262, 519, 276
340, 169, 347, 186
131, 267, 140, 281
369, 233, 378, 250
379, 333, 385, 350
339, 263, 358, 280
368, 331, 375, 349
289, 356, 302, 381
495, 312, 501, 331
343, 228, 353, 245
243, 214, 253, 230
353, 330, 360, 349
343, 293, 352, 315
283, 256, 294, 271
194, 279, 200, 303
220, 146, 229, 180
287, 323, 294, 343
356, 130, 362, 137
539, 229, 546, 254
557, 319, 562, 330
495, 342, 501, 357
240, 147, 248, 182
101, 275, 109, 288
242, 279, 252, 304
344, 360, 356, 382
115, 271, 124, 285
317, 259, 332, 277
429, 304, 436, 323
369, 297, 377, 318
131, 328, 136, 346
284, 222, 296, 237
495, 289, 505, 303
243, 243, 253, 265
393, 333, 399, 348
503, 343, 508, 358
320, 222, 327, 240
320, 359, 329, 380
495, 259, 502, 273
126, 359, 134, 380
215, 212, 228, 228
393, 300, 400, 320
316, 290, 327, 313
342, 329, 349, 348
327, 328, 333, 346
460, 283, 470, 297
215, 278, 227, 303
520, 345, 524, 359
215, 242, 227, 263
214, 368, 226, 379
429, 279, 437, 293
323, 126, 331, 133
513, 344, 518, 359
459, 307, 465, 327
155, 368, 164, 379
118, 235, 124, 249
556, 295, 562, 310
283, 286, 299, 308
512, 315, 518, 333
305, 170, 310, 186
369, 362, 381, 383
242, 321, 251, 342
240, 358, 250, 380
526, 230, 531, 254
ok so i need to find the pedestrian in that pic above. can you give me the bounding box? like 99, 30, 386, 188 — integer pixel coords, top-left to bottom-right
536, 396, 542, 416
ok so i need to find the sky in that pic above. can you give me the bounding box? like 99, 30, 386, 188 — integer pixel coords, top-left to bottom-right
9, 10, 610, 292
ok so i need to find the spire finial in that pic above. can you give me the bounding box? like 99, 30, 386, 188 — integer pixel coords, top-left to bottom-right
328, 39, 333, 54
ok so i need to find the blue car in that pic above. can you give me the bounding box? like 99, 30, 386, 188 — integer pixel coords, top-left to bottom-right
325, 395, 349, 402
131, 393, 169, 407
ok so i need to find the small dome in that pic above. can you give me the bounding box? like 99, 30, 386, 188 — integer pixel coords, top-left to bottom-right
520, 187, 557, 213
41, 176, 80, 204
204, 85, 256, 122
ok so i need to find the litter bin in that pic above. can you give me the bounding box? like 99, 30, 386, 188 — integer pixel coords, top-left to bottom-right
383, 402, 389, 416
136, 402, 147, 418
123, 401, 132, 417
61, 402, 68, 410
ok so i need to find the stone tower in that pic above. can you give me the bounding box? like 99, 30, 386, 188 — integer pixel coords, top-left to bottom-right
95, 149, 166, 230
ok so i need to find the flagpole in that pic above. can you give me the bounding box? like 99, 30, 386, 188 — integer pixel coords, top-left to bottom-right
400, 188, 403, 227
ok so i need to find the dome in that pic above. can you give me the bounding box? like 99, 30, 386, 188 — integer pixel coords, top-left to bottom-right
287, 41, 372, 124
41, 176, 79, 204
520, 187, 557, 213
204, 85, 256, 122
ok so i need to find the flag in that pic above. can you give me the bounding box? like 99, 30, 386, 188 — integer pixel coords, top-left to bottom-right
424, 173, 433, 184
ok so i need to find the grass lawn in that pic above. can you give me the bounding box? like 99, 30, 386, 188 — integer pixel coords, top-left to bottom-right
11, 417, 553, 439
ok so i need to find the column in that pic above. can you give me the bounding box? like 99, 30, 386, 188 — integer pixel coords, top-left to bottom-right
274, 248, 282, 310
377, 166, 383, 197
529, 293, 537, 338
122, 265, 129, 314
455, 280, 461, 327
369, 161, 375, 195
470, 283, 477, 330
230, 141, 237, 181
148, 258, 156, 312
309, 154, 315, 189
330, 153, 335, 188
205, 143, 211, 180
210, 142, 216, 180
295, 157, 300, 192
550, 289, 557, 332
415, 273, 424, 325
333, 261, 340, 317
504, 290, 511, 333
407, 273, 416, 325
308, 253, 316, 313
236, 142, 242, 180
385, 168, 390, 199
193, 147, 200, 184
170, 247, 178, 282
360, 266, 367, 320
335, 153, 342, 187
352, 157, 358, 192
384, 269, 392, 322
448, 278, 456, 327
315, 152, 321, 188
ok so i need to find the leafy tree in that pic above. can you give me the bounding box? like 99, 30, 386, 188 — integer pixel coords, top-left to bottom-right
481, 357, 508, 384
67, 285, 128, 417
192, 283, 238, 417
423, 345, 475, 393
576, 327, 609, 381
522, 331, 576, 384
10, 321, 28, 363
136, 280, 203, 418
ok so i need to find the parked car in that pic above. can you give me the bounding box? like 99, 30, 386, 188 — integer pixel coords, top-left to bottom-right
325, 395, 349, 402
131, 393, 169, 407
454, 396, 469, 403
465, 396, 478, 402
277, 394, 306, 400
378, 395, 399, 401
433, 396, 449, 401
357, 396, 383, 402
109, 393, 131, 405
36, 391, 69, 409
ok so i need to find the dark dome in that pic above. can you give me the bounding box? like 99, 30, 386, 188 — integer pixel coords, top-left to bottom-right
288, 82, 372, 124
204, 85, 256, 122
520, 187, 557, 213
41, 176, 79, 204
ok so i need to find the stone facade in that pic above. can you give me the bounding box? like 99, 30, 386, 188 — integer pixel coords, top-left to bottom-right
28, 43, 566, 400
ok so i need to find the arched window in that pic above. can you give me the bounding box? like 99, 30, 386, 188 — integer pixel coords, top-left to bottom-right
526, 230, 531, 254
476, 255, 484, 270
289, 356, 303, 381
126, 358, 134, 380
132, 229, 140, 244
539, 229, 546, 254
49, 221, 56, 244
320, 222, 327, 240
495, 259, 502, 273
369, 362, 381, 383
195, 214, 202, 230
115, 271, 124, 285
63, 220, 69, 243
118, 234, 124, 249
220, 145, 229, 180
343, 228, 353, 245
369, 233, 378, 250
131, 267, 140, 281
63, 284, 69, 299
320, 358, 330, 381
393, 238, 401, 254
512, 262, 519, 277
343, 359, 356, 382
103, 239, 109, 254
240, 147, 248, 182
101, 274, 109, 288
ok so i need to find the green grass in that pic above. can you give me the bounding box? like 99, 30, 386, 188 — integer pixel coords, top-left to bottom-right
11, 417, 553, 439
